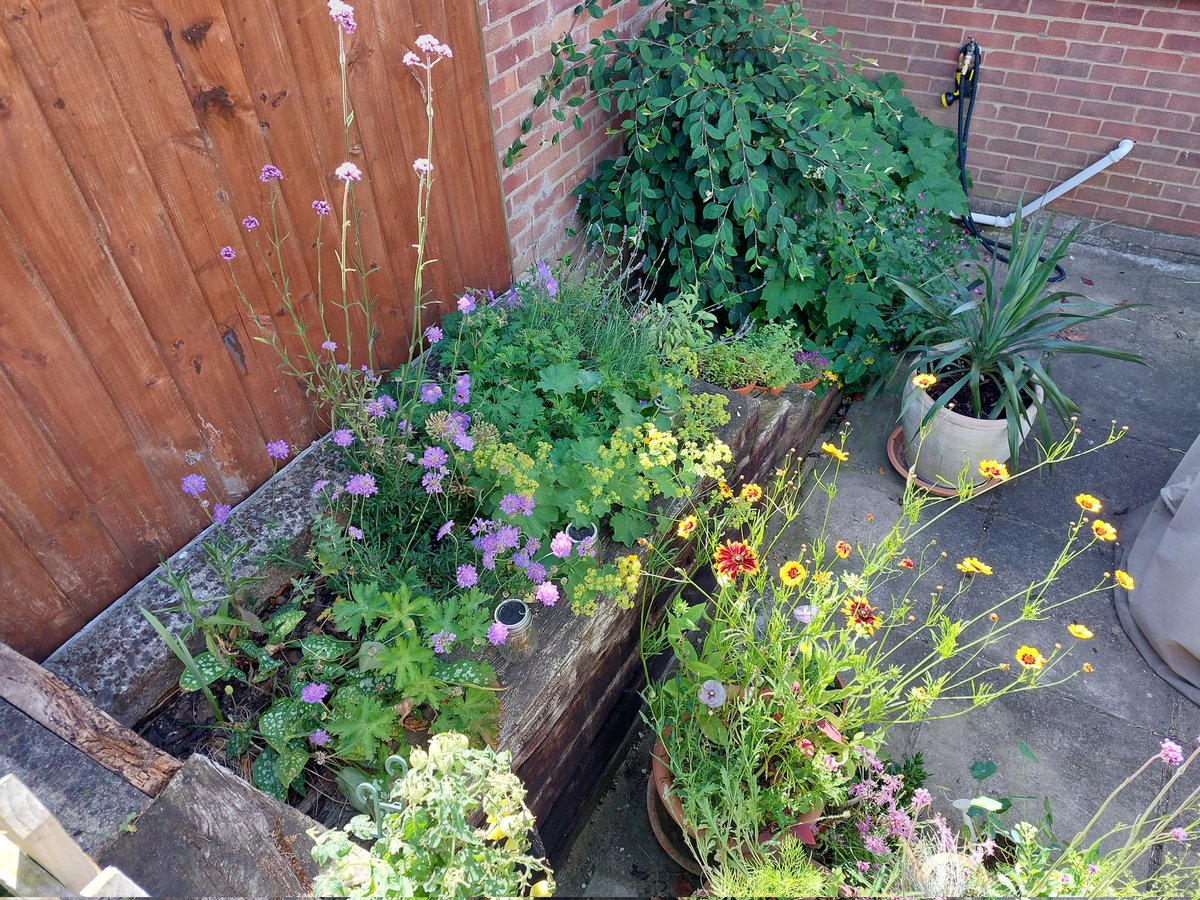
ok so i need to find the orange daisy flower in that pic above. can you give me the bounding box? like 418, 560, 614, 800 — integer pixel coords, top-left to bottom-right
1092, 520, 1118, 542
979, 460, 1010, 481
835, 540, 852, 560
1015, 645, 1046, 670
1075, 493, 1102, 513
1114, 570, 1135, 590
843, 596, 881, 636
713, 541, 759, 581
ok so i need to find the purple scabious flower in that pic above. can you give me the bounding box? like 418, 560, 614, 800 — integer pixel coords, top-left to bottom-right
1161, 739, 1185, 766
181, 473, 207, 497
424, 325, 443, 344
793, 604, 818, 624
499, 493, 534, 517
457, 295, 476, 314
1171, 826, 1189, 843
453, 373, 470, 406
536, 582, 559, 606
536, 260, 558, 297
347, 525, 364, 540
212, 503, 232, 526
260, 164, 284, 182
495, 525, 521, 551
431, 630, 456, 654
242, 215, 260, 231
526, 562, 547, 584
699, 680, 726, 709
550, 532, 573, 559
219, 245, 236, 261
312, 199, 331, 216
300, 682, 328, 704
311, 478, 330, 495
321, 339, 337, 351
266, 439, 290, 460
365, 398, 388, 417
309, 729, 331, 747
523, 537, 542, 555
327, 0, 357, 33
421, 445, 449, 470
345, 473, 378, 496
420, 383, 442, 404
456, 564, 478, 589
436, 520, 454, 541
487, 622, 508, 646
451, 430, 474, 452
911, 788, 932, 810
332, 429, 353, 447
335, 161, 362, 182
421, 471, 444, 495
511, 552, 531, 570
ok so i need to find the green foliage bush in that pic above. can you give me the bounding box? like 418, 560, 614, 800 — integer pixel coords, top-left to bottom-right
520, 0, 971, 387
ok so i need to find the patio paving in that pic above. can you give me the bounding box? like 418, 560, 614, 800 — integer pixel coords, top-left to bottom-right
558, 242, 1200, 894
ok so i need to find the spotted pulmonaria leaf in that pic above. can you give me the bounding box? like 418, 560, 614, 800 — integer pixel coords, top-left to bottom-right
274, 748, 310, 791
266, 605, 306, 641
433, 657, 496, 689
258, 698, 304, 750
179, 652, 232, 691
236, 640, 283, 682
301, 634, 353, 660
252, 747, 286, 801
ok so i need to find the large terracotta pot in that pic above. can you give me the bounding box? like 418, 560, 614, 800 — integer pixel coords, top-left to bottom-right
900, 371, 1044, 488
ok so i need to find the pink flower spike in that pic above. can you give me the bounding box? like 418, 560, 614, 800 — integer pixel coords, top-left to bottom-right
414, 33, 440, 53
327, 0, 356, 34
413, 158, 432, 176
402, 50, 421, 67
335, 161, 363, 182
1161, 738, 1185, 767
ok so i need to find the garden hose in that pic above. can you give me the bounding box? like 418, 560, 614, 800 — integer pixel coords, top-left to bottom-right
948, 39, 1067, 283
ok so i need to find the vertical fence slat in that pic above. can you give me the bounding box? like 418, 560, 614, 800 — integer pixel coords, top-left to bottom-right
0, 516, 84, 663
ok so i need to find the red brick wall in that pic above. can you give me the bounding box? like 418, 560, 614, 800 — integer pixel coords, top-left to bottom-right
799, 0, 1200, 239
478, 0, 654, 273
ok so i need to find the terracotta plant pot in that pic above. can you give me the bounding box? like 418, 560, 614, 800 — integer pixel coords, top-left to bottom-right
900, 370, 1044, 488
730, 383, 761, 396
796, 377, 821, 391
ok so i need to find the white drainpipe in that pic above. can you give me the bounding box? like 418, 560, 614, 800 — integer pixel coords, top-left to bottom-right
971, 139, 1136, 228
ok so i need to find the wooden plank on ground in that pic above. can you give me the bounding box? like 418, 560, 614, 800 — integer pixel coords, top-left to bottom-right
79, 865, 148, 897
0, 774, 100, 892
0, 830, 69, 896
0, 644, 181, 798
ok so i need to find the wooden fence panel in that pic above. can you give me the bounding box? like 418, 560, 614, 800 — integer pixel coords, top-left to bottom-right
0, 0, 510, 658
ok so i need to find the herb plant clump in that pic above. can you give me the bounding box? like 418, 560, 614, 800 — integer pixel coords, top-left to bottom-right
531, 0, 971, 387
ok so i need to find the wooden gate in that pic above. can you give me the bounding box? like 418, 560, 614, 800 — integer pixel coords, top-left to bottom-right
0, 0, 511, 659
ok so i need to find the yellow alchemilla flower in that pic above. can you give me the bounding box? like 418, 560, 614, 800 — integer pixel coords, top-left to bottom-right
979, 459, 1010, 481
676, 515, 698, 539
1015, 645, 1046, 670
1092, 520, 1118, 542
1075, 493, 1102, 513
779, 560, 807, 587
821, 442, 850, 462
911, 372, 938, 390
956, 557, 994, 576
1115, 570, 1135, 590
740, 483, 764, 503
1067, 622, 1094, 640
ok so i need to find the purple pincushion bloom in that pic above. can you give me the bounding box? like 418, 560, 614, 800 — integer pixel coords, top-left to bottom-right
309, 729, 331, 747
420, 383, 442, 404
242, 215, 260, 231
365, 398, 388, 417
266, 439, 290, 460
793, 605, 818, 624
550, 532, 573, 559
499, 493, 534, 517
332, 429, 354, 447
421, 446, 449, 470
345, 473, 378, 496
436, 520, 454, 541
526, 562, 547, 584
212, 503, 232, 526
456, 564, 478, 589
431, 630, 456, 654
699, 680, 726, 709
457, 295, 476, 314
1161, 738, 1185, 766
347, 525, 364, 540
487, 622, 508, 646
181, 473, 207, 497
300, 682, 328, 704
424, 325, 443, 344
421, 471, 444, 495
219, 245, 236, 261
322, 339, 337, 351
453, 373, 471, 406
536, 582, 559, 606
312, 199, 331, 216
259, 164, 284, 182
1171, 827, 1189, 843
311, 478, 331, 495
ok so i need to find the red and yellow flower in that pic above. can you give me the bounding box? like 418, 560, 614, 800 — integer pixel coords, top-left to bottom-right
956, 557, 993, 576
1092, 520, 1118, 542
898, 557, 914, 569
779, 560, 807, 587
1075, 493, 1102, 513
911, 372, 938, 390
979, 459, 1010, 481
1014, 645, 1046, 670
1114, 570, 1135, 590
676, 515, 698, 539
835, 540, 852, 560
843, 596, 881, 636
713, 540, 759, 581
739, 483, 764, 503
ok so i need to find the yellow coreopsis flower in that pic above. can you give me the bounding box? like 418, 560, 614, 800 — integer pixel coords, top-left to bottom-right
676, 515, 698, 539
979, 459, 1010, 481
813, 571, 832, 586
821, 442, 850, 462
956, 557, 994, 576
1015, 645, 1046, 670
1067, 622, 1094, 640
1114, 570, 1135, 590
1092, 520, 1118, 542
740, 483, 764, 503
779, 560, 807, 587
911, 372, 938, 390
1075, 493, 1102, 513
835, 540, 853, 559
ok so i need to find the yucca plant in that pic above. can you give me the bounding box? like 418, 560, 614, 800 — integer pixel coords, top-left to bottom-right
893, 208, 1144, 467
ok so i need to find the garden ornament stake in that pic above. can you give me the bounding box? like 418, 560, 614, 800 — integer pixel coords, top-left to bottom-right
354, 754, 410, 839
